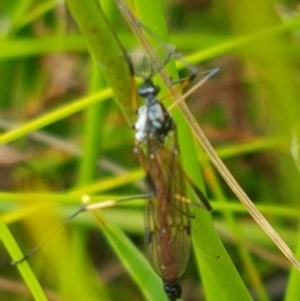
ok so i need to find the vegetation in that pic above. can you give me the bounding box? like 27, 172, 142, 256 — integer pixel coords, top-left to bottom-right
1, 0, 300, 300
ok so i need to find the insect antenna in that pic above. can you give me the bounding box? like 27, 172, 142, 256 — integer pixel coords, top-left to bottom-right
11, 205, 86, 265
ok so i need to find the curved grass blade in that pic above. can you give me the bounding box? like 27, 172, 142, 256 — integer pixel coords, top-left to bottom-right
192, 211, 253, 301
0, 217, 49, 301
65, 0, 134, 121
90, 210, 169, 301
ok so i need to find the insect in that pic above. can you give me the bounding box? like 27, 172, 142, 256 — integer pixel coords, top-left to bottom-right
11, 10, 216, 297
133, 63, 213, 300
13, 59, 215, 301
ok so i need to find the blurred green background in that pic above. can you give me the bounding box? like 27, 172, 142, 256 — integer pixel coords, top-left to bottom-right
1, 0, 300, 301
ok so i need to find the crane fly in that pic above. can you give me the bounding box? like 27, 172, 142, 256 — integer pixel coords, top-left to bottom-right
134, 72, 212, 300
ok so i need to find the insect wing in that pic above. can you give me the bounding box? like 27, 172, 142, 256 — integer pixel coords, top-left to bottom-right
171, 157, 212, 211
143, 136, 191, 282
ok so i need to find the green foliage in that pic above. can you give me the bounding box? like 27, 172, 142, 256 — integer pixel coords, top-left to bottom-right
1, 0, 300, 301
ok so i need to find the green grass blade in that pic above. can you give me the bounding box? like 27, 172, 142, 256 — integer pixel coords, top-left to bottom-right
192, 211, 253, 301
65, 0, 134, 121
93, 212, 169, 301
0, 89, 111, 144
0, 217, 49, 301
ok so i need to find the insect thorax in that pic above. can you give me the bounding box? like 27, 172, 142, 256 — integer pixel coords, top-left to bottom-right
135, 96, 174, 143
